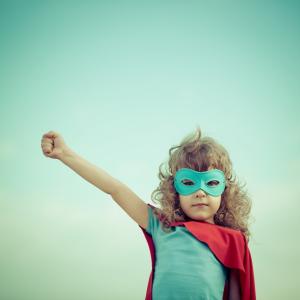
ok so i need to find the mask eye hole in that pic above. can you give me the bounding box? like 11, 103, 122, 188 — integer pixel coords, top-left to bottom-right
207, 180, 220, 186
181, 179, 194, 186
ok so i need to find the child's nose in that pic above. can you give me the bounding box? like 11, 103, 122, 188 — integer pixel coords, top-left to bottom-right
195, 189, 206, 197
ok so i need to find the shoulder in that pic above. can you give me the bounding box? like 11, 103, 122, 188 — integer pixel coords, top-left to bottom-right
144, 203, 163, 235
214, 223, 247, 243
146, 203, 173, 229
147, 203, 164, 220
219, 225, 243, 235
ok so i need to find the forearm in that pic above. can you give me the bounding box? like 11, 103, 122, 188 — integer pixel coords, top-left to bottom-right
60, 149, 121, 195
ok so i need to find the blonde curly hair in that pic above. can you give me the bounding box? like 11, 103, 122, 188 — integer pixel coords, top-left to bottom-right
150, 126, 253, 242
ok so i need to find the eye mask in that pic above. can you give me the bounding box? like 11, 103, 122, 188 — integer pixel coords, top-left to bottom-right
173, 168, 226, 196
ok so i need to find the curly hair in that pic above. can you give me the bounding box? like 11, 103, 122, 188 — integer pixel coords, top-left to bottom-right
150, 126, 253, 242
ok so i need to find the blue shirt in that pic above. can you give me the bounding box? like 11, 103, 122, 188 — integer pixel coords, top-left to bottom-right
146, 205, 229, 300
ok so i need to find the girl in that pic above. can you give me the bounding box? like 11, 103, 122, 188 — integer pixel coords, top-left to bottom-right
41, 127, 255, 300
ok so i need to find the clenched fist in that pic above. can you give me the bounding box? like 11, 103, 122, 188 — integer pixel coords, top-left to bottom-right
41, 131, 71, 160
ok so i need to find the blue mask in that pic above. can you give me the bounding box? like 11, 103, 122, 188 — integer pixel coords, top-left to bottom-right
173, 168, 226, 197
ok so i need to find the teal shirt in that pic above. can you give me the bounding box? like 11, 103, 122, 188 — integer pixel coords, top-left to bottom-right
146, 206, 229, 300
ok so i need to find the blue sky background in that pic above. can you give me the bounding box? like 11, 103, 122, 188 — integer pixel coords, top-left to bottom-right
1, 1, 299, 299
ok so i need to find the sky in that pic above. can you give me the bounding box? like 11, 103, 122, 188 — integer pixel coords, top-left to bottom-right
0, 0, 299, 299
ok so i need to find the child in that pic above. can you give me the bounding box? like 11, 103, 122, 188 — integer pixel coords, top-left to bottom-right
41, 127, 256, 300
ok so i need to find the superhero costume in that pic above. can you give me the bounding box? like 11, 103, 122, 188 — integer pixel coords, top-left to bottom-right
139, 204, 256, 300
140, 168, 256, 299
173, 168, 226, 197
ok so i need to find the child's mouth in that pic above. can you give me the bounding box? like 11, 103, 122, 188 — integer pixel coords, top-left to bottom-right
193, 203, 208, 207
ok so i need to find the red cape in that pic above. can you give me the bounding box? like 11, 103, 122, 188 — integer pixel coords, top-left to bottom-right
139, 204, 256, 300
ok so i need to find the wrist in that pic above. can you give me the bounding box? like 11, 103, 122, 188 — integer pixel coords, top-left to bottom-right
59, 147, 76, 163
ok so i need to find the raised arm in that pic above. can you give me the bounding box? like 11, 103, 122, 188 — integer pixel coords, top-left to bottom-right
41, 131, 148, 229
